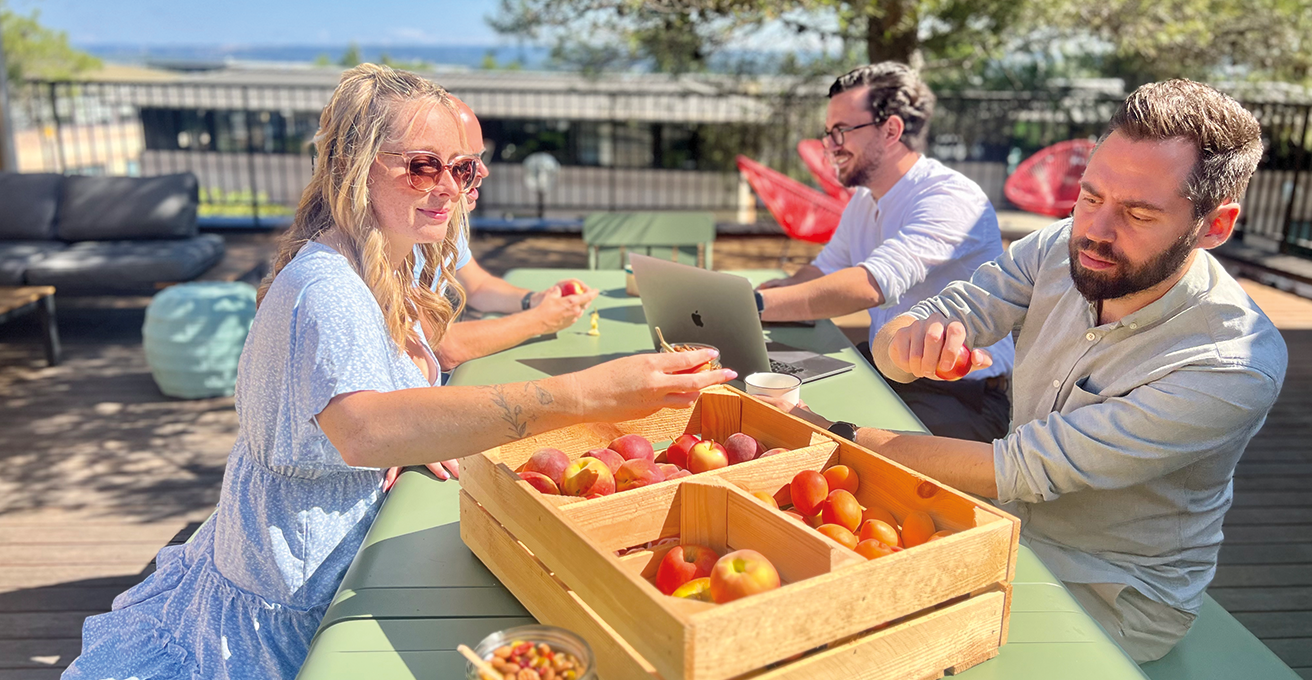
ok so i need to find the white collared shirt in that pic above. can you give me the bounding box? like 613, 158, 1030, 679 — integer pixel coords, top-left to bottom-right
812, 156, 1014, 378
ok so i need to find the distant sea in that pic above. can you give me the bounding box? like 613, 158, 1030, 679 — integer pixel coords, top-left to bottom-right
80, 43, 554, 70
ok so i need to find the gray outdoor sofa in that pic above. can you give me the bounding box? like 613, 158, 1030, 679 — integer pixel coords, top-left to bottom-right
0, 172, 224, 293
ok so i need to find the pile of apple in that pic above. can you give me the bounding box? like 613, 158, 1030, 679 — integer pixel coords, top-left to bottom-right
516, 432, 788, 498
655, 544, 781, 605
758, 465, 954, 560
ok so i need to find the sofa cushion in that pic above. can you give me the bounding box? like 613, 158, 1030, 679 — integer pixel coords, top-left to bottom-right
56, 173, 199, 242
0, 173, 64, 240
24, 234, 224, 291
0, 241, 68, 285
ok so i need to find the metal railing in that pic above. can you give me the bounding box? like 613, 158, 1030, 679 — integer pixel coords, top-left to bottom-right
10, 78, 1312, 252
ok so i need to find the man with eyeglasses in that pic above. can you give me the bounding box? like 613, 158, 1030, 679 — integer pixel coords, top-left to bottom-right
428, 97, 601, 368
756, 63, 1014, 442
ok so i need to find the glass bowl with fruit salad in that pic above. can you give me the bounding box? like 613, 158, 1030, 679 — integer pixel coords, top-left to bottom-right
467, 624, 596, 680
660, 342, 721, 374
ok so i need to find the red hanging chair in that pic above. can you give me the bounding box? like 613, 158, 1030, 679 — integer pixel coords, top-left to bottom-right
1003, 139, 1097, 217
737, 154, 847, 245
796, 139, 853, 201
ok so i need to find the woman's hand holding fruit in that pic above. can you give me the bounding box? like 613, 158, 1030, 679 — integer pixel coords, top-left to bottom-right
568, 350, 736, 424
888, 313, 992, 381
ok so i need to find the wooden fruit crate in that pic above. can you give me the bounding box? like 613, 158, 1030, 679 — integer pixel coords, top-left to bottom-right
460, 385, 1019, 680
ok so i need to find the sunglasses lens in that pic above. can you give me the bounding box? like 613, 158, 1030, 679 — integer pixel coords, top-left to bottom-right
452, 159, 478, 191
407, 154, 442, 191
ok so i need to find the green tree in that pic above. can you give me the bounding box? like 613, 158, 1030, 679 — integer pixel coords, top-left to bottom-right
1, 1, 100, 83
1037, 0, 1312, 86
313, 53, 332, 67
490, 0, 1026, 75
338, 42, 362, 68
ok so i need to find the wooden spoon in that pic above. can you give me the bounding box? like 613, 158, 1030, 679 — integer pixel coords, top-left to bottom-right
655, 326, 676, 353
457, 643, 500, 680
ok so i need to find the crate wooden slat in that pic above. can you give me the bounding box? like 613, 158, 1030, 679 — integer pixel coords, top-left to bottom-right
460, 385, 1019, 680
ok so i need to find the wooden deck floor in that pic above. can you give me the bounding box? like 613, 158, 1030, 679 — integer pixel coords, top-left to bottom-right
0, 232, 1308, 677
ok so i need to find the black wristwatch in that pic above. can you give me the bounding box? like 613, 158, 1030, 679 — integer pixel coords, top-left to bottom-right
753, 290, 765, 316
521, 291, 534, 311
828, 420, 858, 441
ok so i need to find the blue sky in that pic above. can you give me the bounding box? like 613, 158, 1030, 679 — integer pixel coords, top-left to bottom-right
9, 0, 506, 46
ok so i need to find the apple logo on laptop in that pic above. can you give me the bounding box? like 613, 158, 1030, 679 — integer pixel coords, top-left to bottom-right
691, 311, 704, 327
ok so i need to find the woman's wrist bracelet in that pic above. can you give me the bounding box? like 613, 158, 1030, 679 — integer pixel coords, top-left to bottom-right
521, 291, 534, 311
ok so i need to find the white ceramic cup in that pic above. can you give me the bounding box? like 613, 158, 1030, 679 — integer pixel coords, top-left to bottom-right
744, 372, 802, 409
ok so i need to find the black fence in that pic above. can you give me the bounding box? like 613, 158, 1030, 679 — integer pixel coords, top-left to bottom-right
10, 79, 1312, 254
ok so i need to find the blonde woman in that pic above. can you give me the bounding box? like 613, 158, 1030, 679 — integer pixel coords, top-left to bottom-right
63, 64, 731, 679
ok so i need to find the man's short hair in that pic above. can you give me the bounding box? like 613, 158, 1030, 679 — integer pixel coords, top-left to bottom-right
829, 63, 936, 153
1103, 79, 1263, 221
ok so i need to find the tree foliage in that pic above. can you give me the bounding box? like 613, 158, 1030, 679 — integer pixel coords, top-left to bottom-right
490, 0, 1312, 87
1, 2, 99, 83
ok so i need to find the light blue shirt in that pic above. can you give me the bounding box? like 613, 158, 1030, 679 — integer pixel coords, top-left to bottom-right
907, 220, 1287, 613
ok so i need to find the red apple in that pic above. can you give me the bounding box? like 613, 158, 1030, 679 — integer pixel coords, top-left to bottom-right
656, 544, 720, 595
724, 432, 761, 465
522, 447, 570, 487
709, 549, 781, 604
518, 471, 559, 495
665, 433, 701, 469
558, 279, 588, 297
935, 345, 972, 381
560, 458, 616, 497
608, 434, 655, 463
615, 458, 664, 492
582, 447, 625, 475
687, 440, 729, 473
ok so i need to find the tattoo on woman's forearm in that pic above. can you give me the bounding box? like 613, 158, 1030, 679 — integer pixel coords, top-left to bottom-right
487, 384, 529, 439
527, 380, 554, 405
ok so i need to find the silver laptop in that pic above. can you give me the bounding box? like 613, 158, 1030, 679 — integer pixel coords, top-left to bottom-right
629, 254, 854, 383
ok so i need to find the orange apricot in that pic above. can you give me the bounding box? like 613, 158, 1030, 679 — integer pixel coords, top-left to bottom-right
861, 504, 899, 529
790, 470, 829, 516
901, 511, 937, 548
820, 490, 863, 532
752, 491, 779, 509
855, 539, 898, 560
928, 530, 954, 542
816, 524, 859, 550
858, 519, 901, 547
822, 465, 860, 495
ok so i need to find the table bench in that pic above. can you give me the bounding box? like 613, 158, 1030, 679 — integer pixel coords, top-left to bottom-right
1141, 595, 1299, 680
0, 285, 60, 365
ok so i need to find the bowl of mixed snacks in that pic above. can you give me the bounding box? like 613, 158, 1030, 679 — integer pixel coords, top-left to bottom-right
467, 624, 595, 680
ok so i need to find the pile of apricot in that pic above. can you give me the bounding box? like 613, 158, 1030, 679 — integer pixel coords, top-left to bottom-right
756, 465, 953, 560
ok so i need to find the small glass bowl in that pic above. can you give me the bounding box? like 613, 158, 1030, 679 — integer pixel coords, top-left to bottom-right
660, 341, 722, 373
466, 624, 596, 680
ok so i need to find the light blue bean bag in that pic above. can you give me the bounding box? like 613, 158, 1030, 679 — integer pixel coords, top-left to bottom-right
143, 282, 257, 399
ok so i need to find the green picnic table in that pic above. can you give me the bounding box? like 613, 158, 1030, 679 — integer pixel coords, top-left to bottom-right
296, 269, 1147, 680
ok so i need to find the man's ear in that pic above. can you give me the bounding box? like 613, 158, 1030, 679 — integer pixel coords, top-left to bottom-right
883, 115, 905, 150
1198, 200, 1241, 250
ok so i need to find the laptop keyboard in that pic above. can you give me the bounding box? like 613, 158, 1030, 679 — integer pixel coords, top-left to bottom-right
769, 359, 804, 376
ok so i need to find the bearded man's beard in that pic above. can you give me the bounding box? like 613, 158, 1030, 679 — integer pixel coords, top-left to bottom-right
1068, 223, 1201, 302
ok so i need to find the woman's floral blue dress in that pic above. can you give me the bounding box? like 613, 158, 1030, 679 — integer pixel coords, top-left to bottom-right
64, 242, 439, 679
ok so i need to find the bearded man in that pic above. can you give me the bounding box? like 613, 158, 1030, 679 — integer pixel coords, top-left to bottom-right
767, 79, 1287, 663
757, 62, 1014, 442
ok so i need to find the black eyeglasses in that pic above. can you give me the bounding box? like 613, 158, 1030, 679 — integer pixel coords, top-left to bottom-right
822, 121, 881, 147
378, 150, 480, 194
